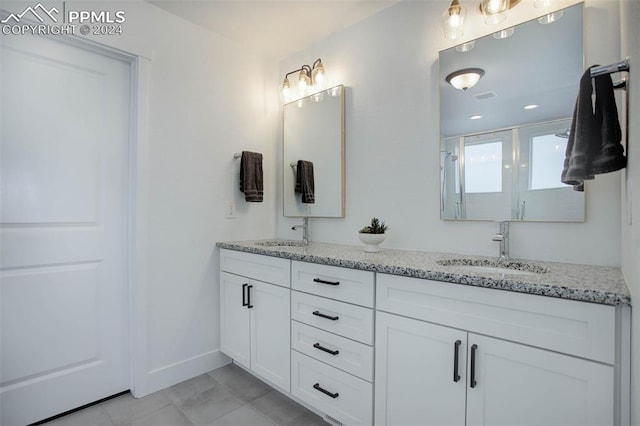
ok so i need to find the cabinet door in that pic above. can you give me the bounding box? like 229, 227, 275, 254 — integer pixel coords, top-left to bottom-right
466, 334, 614, 426
250, 280, 291, 392
375, 312, 467, 426
220, 272, 251, 368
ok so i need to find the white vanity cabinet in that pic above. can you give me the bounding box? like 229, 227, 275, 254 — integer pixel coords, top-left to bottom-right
290, 261, 375, 426
219, 249, 291, 392
218, 246, 629, 426
375, 273, 620, 426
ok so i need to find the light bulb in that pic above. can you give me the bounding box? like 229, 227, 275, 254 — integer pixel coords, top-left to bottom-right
481, 0, 508, 25
487, 0, 502, 13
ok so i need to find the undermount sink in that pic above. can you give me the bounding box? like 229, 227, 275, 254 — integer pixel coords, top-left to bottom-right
436, 258, 548, 275
254, 240, 305, 247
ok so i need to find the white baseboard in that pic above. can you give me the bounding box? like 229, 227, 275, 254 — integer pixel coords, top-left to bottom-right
145, 350, 231, 395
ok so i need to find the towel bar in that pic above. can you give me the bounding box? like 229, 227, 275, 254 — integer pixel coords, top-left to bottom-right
233, 152, 242, 159
590, 58, 630, 78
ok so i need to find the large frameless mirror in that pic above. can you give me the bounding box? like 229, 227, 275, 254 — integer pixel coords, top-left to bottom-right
283, 85, 345, 217
439, 3, 584, 221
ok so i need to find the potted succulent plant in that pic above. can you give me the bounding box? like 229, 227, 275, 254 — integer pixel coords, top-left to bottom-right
358, 217, 389, 253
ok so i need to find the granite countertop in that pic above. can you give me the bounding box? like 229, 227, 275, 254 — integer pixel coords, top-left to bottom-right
216, 240, 631, 306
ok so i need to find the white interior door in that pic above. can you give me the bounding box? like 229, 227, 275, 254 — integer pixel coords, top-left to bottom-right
1, 34, 131, 426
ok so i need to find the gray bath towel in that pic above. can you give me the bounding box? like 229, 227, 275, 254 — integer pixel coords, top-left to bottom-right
561, 67, 626, 191
240, 151, 263, 202
295, 160, 315, 204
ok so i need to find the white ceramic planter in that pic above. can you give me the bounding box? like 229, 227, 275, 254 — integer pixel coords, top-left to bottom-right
358, 233, 386, 253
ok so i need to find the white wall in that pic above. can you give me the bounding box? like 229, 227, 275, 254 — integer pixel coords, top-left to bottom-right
68, 1, 279, 395
619, 0, 639, 422
276, 0, 622, 267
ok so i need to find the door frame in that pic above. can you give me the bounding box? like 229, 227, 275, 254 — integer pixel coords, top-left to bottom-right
34, 32, 152, 398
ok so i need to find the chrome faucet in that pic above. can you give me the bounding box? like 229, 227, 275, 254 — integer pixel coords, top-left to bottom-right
292, 217, 309, 245
492, 221, 509, 262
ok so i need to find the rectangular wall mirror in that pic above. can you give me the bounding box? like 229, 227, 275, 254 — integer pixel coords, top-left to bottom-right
283, 85, 345, 217
439, 3, 585, 222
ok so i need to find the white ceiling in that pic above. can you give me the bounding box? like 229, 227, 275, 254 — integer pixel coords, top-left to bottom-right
146, 0, 400, 60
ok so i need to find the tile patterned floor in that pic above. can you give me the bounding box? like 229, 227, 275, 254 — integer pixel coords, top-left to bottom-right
41, 363, 328, 426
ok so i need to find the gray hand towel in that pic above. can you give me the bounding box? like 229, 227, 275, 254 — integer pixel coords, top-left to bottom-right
561, 66, 626, 191
239, 151, 263, 202
590, 72, 625, 174
561, 68, 598, 191
295, 160, 315, 204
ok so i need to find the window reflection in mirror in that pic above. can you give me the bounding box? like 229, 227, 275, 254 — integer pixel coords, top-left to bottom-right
517, 120, 584, 221
441, 119, 585, 221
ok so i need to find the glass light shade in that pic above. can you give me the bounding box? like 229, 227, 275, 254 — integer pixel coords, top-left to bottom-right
534, 0, 553, 8
538, 10, 564, 24
445, 68, 485, 91
493, 27, 514, 39
483, 0, 508, 14
455, 41, 475, 52
312, 61, 325, 86
441, 1, 466, 40
481, 0, 508, 25
281, 77, 291, 102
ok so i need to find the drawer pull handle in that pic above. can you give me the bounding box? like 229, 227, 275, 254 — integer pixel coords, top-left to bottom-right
470, 344, 478, 389
313, 278, 340, 286
313, 383, 339, 399
312, 310, 339, 321
247, 285, 253, 309
453, 339, 461, 383
313, 343, 340, 356
242, 284, 248, 307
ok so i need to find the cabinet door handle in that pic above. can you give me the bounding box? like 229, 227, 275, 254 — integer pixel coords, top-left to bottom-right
313, 383, 339, 399
453, 339, 462, 383
313, 278, 340, 286
312, 310, 339, 321
313, 343, 340, 356
247, 285, 253, 309
470, 344, 478, 389
242, 284, 248, 307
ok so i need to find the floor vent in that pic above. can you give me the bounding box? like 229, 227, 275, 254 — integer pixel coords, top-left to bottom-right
473, 90, 498, 101
325, 414, 345, 426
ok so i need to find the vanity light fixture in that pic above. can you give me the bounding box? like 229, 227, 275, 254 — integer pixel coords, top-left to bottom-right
470, 115, 483, 120
445, 68, 485, 91
524, 104, 539, 109
441, 0, 521, 40
441, 0, 467, 40
281, 58, 326, 103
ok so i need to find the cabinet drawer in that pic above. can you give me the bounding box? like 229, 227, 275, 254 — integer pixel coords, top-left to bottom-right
376, 273, 616, 364
291, 351, 373, 426
292, 291, 373, 345
291, 320, 373, 382
292, 261, 374, 307
220, 249, 290, 287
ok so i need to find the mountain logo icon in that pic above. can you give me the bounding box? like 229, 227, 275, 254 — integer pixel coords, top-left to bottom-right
1, 3, 59, 24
